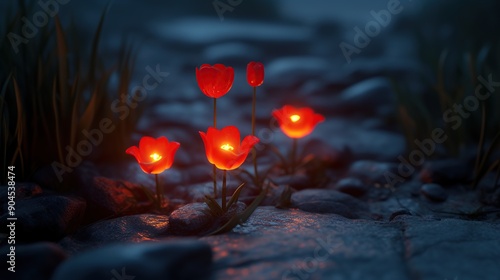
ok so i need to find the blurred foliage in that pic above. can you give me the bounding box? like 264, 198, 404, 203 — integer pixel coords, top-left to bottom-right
392, 0, 500, 188
0, 1, 141, 187
416, 0, 500, 57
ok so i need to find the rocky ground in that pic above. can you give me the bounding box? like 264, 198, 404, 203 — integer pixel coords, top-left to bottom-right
1, 1, 500, 279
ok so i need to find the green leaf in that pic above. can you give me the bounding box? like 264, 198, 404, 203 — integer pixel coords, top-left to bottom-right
206, 186, 267, 236
203, 195, 224, 217
226, 182, 245, 210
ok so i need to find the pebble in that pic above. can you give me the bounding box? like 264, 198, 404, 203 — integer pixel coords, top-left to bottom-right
335, 177, 368, 197
348, 160, 399, 185
420, 183, 448, 202
419, 159, 471, 185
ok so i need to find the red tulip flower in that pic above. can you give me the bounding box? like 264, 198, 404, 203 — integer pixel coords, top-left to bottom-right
247, 61, 265, 185
199, 126, 259, 171
196, 63, 234, 198
247, 61, 264, 87
126, 136, 180, 174
272, 105, 325, 139
126, 136, 180, 209
196, 64, 234, 98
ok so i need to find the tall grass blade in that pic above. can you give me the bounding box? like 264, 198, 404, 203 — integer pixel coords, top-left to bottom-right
12, 78, 25, 173
55, 17, 68, 107
52, 79, 64, 165
88, 2, 112, 82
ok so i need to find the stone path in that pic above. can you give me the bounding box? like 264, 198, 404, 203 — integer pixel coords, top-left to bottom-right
204, 207, 500, 280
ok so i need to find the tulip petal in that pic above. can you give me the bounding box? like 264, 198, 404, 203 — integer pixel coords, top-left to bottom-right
240, 135, 260, 153
138, 136, 158, 161
220, 126, 240, 148
314, 113, 326, 124
139, 162, 157, 174
199, 131, 214, 165
247, 62, 264, 87
125, 146, 142, 162
149, 141, 179, 174
156, 136, 170, 154
213, 64, 226, 71
224, 67, 234, 92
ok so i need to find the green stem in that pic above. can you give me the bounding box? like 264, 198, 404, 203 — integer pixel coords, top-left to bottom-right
213, 98, 217, 198
251, 87, 256, 136
494, 164, 500, 190
251, 86, 259, 186
222, 169, 227, 212
155, 174, 161, 208
213, 166, 217, 198
291, 138, 298, 174
213, 98, 217, 128
268, 144, 289, 174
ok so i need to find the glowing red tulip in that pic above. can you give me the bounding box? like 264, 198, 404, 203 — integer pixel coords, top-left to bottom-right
247, 61, 264, 87
196, 64, 234, 98
199, 126, 259, 170
126, 136, 180, 174
272, 105, 325, 139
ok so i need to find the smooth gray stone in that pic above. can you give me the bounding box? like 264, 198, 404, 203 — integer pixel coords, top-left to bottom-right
0, 194, 85, 242
203, 207, 500, 280
52, 239, 212, 280
60, 214, 170, 254
335, 177, 368, 197
0, 242, 67, 280
203, 207, 409, 280
291, 189, 368, 218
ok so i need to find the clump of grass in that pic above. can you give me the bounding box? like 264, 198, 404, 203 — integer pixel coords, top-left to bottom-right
0, 1, 141, 188
392, 40, 500, 189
